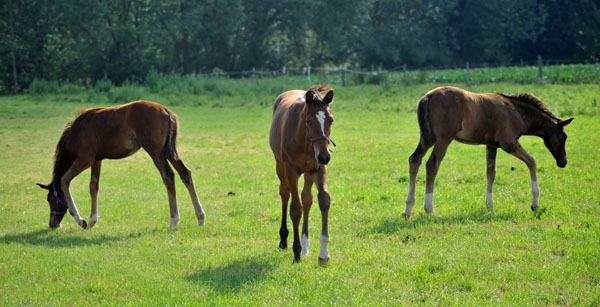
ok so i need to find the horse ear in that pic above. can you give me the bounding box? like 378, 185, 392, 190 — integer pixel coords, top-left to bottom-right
305, 91, 314, 105
323, 90, 334, 105
559, 117, 574, 127
37, 183, 50, 190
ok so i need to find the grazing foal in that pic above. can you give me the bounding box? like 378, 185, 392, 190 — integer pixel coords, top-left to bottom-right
38, 100, 205, 229
270, 86, 336, 264
404, 86, 573, 217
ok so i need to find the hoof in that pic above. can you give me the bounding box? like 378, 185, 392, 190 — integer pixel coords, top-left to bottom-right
318, 257, 329, 266
401, 211, 411, 219
293, 257, 301, 263
198, 217, 205, 226
79, 219, 88, 229
279, 241, 288, 249
531, 205, 539, 211
424, 207, 434, 214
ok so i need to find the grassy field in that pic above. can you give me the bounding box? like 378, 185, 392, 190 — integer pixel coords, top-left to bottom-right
1, 82, 599, 305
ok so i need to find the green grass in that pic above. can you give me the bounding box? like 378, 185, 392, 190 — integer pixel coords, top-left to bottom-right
0, 83, 599, 305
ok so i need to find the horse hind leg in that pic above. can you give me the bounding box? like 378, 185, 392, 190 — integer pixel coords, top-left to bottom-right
423, 139, 452, 214
168, 156, 206, 226
150, 154, 179, 228
404, 142, 431, 218
301, 174, 314, 256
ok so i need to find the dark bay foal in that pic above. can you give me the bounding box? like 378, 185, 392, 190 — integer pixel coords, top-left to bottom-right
404, 86, 573, 217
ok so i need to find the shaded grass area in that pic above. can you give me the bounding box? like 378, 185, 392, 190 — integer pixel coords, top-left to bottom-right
0, 83, 599, 305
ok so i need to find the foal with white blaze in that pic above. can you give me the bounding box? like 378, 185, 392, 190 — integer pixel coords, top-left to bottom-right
270, 86, 336, 264
404, 86, 573, 217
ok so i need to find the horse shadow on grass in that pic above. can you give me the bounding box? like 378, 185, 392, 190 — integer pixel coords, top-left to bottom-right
371, 207, 523, 235
0, 227, 159, 248
185, 254, 276, 294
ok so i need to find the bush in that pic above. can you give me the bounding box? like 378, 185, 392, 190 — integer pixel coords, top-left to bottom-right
108, 82, 148, 103
28, 78, 58, 95
94, 79, 113, 93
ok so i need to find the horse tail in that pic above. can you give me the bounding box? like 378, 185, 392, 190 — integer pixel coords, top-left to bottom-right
417, 95, 435, 147
163, 110, 180, 160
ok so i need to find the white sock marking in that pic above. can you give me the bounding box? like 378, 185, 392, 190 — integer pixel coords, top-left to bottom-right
319, 234, 330, 259
170, 216, 180, 228
486, 192, 493, 205
301, 234, 310, 255
424, 192, 434, 213
531, 180, 540, 207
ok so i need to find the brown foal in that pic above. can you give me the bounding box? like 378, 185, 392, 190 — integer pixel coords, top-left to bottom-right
404, 86, 573, 217
269, 86, 336, 264
38, 100, 205, 229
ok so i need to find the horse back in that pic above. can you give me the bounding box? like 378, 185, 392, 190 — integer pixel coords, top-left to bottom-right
270, 90, 306, 161
424, 87, 523, 144
67, 100, 173, 160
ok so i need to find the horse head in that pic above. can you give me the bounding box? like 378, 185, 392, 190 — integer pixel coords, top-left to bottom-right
543, 117, 573, 168
304, 89, 335, 166
37, 182, 69, 228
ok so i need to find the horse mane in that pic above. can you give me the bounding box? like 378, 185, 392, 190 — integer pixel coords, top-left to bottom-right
52, 121, 73, 182
500, 93, 560, 121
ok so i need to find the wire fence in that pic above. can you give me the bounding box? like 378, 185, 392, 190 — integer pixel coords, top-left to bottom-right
191, 56, 600, 86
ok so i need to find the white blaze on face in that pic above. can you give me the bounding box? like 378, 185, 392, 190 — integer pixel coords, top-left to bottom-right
316, 111, 326, 136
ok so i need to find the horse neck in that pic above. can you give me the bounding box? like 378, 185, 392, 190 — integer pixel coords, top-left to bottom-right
514, 103, 556, 137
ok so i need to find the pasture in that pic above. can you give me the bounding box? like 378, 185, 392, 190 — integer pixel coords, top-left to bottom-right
0, 82, 599, 305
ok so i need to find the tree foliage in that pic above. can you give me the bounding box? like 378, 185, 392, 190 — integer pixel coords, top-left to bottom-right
0, 0, 598, 92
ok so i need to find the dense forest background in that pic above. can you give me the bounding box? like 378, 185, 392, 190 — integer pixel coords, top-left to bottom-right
1, 0, 599, 92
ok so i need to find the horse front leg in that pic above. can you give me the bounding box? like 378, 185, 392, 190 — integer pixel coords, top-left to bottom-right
485, 146, 497, 214
276, 161, 289, 249
61, 159, 93, 229
88, 161, 102, 229
301, 174, 314, 256
285, 165, 302, 262
505, 144, 539, 211
312, 168, 330, 265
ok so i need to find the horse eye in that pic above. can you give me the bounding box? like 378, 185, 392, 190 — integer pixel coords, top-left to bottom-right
306, 120, 311, 126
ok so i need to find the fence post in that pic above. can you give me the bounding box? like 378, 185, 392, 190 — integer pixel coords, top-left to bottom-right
282, 66, 286, 79
307, 66, 311, 84
403, 64, 408, 85
537, 56, 543, 79
252, 67, 256, 79
466, 61, 471, 86
341, 66, 345, 87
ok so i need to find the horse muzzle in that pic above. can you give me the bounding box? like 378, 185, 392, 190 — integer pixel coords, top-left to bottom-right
317, 152, 331, 165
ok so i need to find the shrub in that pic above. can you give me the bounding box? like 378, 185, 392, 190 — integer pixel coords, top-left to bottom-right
28, 78, 58, 95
